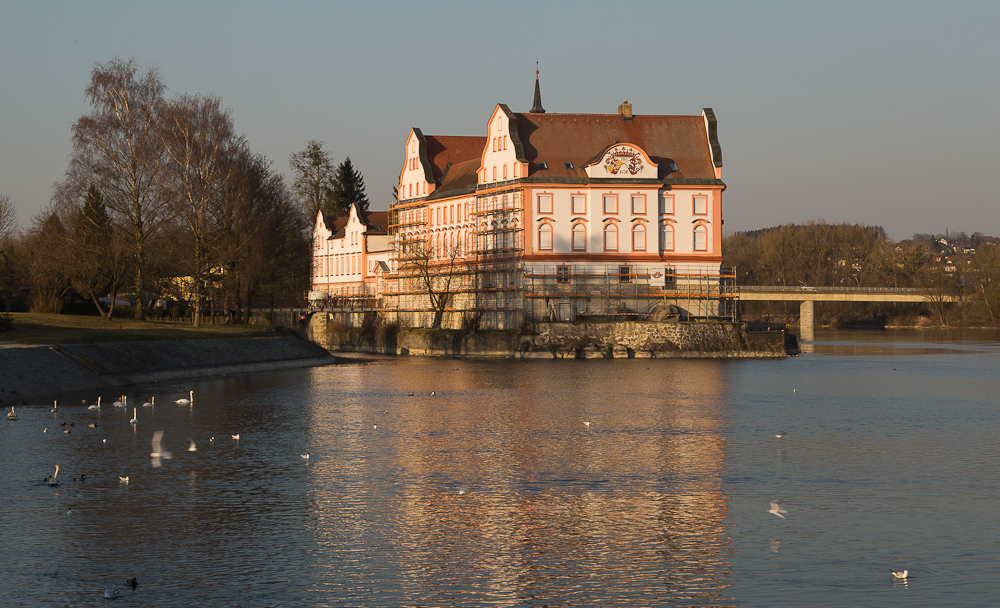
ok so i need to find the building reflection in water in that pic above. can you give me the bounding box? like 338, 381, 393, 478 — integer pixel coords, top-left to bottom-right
306, 359, 736, 606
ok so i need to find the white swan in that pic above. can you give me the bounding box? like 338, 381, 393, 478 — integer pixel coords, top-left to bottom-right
142, 396, 154, 408
46, 465, 60, 486
129, 408, 138, 425
175, 391, 193, 406
7, 406, 16, 420
113, 395, 126, 408
88, 397, 101, 410
51, 400, 58, 413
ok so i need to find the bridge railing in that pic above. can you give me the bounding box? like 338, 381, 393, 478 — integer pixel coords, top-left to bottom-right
739, 285, 934, 294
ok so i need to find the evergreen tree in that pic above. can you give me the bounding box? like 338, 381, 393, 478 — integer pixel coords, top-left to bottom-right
330, 157, 369, 216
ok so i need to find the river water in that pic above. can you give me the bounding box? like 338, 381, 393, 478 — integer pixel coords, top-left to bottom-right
2, 329, 999, 607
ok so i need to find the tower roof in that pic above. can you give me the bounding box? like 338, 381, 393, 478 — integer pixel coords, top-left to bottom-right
530, 66, 545, 114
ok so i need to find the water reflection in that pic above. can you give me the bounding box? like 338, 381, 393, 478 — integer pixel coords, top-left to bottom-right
303, 359, 736, 606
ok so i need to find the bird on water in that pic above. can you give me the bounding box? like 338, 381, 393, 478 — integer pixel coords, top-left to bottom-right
176, 391, 193, 405
46, 465, 60, 486
891, 569, 908, 579
7, 406, 17, 420
768, 501, 787, 519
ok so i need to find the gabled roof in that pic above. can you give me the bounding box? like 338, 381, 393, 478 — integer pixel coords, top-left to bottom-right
429, 158, 480, 199
424, 136, 486, 182
322, 210, 390, 240
513, 113, 717, 182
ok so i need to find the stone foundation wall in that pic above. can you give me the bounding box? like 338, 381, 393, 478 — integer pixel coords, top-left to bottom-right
307, 315, 788, 359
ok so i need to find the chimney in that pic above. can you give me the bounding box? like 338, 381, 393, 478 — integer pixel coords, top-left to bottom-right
618, 100, 633, 120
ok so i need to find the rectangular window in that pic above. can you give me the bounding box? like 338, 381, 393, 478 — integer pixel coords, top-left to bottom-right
572, 194, 586, 214
572, 225, 586, 251
631, 195, 645, 215
619, 265, 632, 284
556, 265, 571, 284
659, 194, 673, 214
693, 195, 708, 215
664, 267, 676, 285
603, 194, 617, 214
537, 194, 553, 214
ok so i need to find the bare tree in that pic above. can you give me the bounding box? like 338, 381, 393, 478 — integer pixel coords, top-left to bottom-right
289, 141, 336, 222
0, 193, 18, 312
159, 94, 242, 327
0, 193, 14, 244
68, 58, 170, 320
400, 240, 466, 329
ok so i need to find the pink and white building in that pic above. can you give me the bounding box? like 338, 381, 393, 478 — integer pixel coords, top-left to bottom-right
311, 204, 390, 300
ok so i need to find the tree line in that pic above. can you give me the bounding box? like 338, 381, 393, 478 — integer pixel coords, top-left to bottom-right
0, 58, 373, 325
724, 221, 1000, 327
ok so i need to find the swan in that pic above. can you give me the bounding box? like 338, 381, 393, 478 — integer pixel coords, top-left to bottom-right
103, 587, 119, 599
187, 439, 197, 452
7, 406, 16, 420
175, 390, 193, 405
113, 395, 126, 408
51, 400, 58, 413
129, 408, 138, 425
891, 569, 908, 579
88, 397, 101, 410
231, 434, 240, 440
142, 396, 154, 408
46, 465, 60, 486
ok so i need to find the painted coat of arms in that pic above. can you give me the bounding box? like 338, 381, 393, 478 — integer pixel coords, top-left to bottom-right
604, 146, 644, 175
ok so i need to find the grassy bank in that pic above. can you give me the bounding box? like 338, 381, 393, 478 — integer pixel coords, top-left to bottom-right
0, 312, 284, 346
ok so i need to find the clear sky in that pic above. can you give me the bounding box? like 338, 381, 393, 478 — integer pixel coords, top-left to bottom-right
2, 1, 997, 241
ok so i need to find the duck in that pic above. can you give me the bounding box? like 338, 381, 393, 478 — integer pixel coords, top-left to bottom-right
46, 465, 60, 486
127, 577, 138, 590
88, 422, 98, 428
88, 397, 101, 410
7, 406, 16, 420
175, 390, 193, 406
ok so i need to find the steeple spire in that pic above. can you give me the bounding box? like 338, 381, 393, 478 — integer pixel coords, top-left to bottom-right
530, 61, 545, 114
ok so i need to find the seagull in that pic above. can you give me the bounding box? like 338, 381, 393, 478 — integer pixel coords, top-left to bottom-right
373, 425, 377, 429
430, 391, 436, 396
175, 390, 193, 406
457, 488, 466, 495
7, 406, 17, 420
775, 431, 787, 438
88, 397, 101, 410
231, 433, 240, 440
150, 431, 173, 468
103, 587, 120, 599
129, 408, 138, 425
891, 569, 908, 579
46, 465, 60, 486
300, 453, 310, 460
583, 421, 591, 427
187, 439, 197, 452
768, 502, 787, 519
102, 438, 107, 444
119, 476, 129, 484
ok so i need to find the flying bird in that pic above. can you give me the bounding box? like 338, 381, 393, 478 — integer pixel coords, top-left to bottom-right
768, 502, 787, 519
150, 431, 173, 468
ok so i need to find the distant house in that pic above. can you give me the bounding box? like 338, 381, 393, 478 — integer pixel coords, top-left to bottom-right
311, 204, 390, 298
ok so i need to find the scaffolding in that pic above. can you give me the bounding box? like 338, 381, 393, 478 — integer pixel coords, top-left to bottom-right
523, 265, 737, 322
469, 182, 525, 327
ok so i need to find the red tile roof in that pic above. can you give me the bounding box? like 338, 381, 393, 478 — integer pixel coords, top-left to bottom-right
424, 136, 486, 182
513, 113, 716, 181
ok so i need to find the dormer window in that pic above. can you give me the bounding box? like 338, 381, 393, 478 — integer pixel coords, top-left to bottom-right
564, 162, 574, 169
538, 161, 548, 170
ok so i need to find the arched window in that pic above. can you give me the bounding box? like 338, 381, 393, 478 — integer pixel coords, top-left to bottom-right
660, 224, 674, 251
604, 223, 618, 251
538, 223, 552, 250
632, 224, 646, 251
694, 225, 708, 251
573, 223, 586, 251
